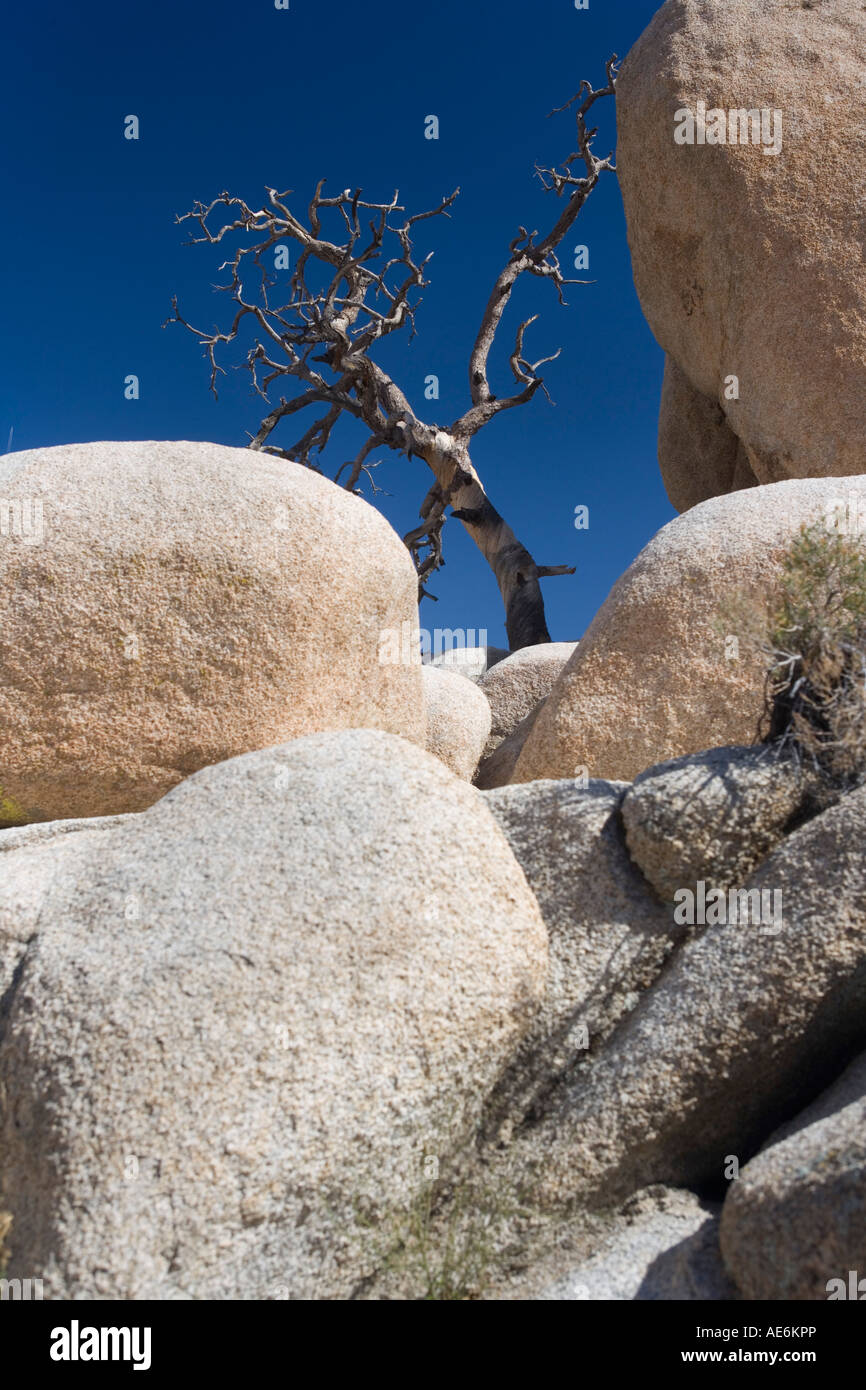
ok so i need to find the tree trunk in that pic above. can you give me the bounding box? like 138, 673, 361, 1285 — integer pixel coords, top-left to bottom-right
421, 435, 554, 650
452, 493, 552, 650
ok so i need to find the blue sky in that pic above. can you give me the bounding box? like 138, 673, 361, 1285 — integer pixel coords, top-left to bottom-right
1, 0, 671, 648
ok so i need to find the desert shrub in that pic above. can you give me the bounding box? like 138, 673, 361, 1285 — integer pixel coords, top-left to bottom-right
349, 1164, 530, 1300
761, 522, 866, 784
388, 1175, 507, 1301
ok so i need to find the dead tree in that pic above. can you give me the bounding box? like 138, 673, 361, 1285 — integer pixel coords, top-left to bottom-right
167, 58, 618, 650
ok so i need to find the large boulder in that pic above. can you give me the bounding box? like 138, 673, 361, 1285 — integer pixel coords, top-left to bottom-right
513, 477, 866, 784
510, 780, 866, 1214
621, 745, 815, 903
478, 643, 577, 758
480, 778, 677, 1140
618, 0, 866, 503
0, 729, 548, 1300
421, 664, 491, 780
0, 441, 424, 824
720, 1051, 866, 1301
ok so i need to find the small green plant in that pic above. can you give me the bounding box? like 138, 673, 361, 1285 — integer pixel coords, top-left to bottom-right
394, 1176, 510, 1300
350, 1166, 529, 1300
0, 782, 27, 828
762, 522, 866, 783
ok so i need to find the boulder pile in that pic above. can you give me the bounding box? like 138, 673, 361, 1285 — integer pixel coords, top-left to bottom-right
2, 0, 865, 1305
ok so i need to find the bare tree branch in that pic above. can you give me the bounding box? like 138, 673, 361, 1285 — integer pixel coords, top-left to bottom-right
167, 58, 618, 648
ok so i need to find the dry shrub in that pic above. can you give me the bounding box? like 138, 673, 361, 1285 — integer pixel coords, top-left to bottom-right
761, 522, 866, 784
